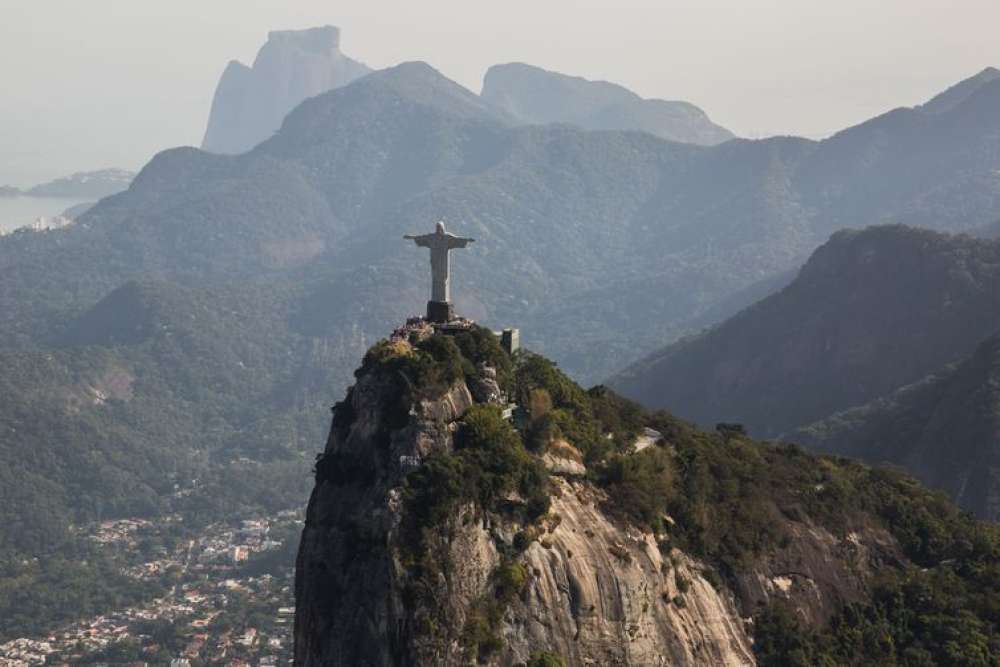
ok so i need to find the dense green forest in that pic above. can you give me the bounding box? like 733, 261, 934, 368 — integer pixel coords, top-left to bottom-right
0, 279, 325, 551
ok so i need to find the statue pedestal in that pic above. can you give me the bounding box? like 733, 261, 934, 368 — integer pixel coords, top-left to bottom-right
426, 300, 454, 323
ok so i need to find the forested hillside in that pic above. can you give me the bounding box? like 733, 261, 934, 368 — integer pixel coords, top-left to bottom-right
611, 225, 1000, 519
612, 226, 1000, 436
4, 61, 1000, 640
296, 324, 1000, 666
0, 276, 335, 538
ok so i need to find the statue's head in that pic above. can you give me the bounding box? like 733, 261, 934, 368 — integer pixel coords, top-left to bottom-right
436, 220, 446, 234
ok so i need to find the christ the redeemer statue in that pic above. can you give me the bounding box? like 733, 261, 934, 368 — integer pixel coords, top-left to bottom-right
404, 221, 474, 323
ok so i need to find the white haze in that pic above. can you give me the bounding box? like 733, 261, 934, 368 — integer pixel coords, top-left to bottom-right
1, 0, 998, 186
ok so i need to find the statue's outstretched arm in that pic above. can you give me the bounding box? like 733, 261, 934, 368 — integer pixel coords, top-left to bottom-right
448, 237, 475, 249
404, 234, 434, 248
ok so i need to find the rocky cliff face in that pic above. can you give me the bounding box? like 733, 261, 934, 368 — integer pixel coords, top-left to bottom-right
293, 325, 930, 666
202, 26, 371, 154
294, 361, 475, 665
293, 347, 755, 666
500, 477, 755, 666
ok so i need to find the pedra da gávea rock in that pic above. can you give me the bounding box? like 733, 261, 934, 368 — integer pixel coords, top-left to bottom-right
202, 25, 371, 155
293, 325, 902, 666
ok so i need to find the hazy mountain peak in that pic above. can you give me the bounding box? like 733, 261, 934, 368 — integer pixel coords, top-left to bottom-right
269, 60, 512, 146
921, 65, 1000, 114
201, 25, 371, 155
485, 62, 643, 105
366, 60, 462, 89
361, 61, 508, 120
481, 61, 734, 145
264, 24, 341, 52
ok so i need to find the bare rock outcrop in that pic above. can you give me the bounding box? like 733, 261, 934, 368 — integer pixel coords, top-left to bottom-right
505, 477, 754, 666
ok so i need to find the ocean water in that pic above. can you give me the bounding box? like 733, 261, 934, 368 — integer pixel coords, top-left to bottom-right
0, 196, 92, 233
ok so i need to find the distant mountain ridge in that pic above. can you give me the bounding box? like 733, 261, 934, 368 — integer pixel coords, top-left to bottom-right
10, 64, 1000, 384
201, 25, 371, 154
481, 62, 735, 145
0, 169, 134, 199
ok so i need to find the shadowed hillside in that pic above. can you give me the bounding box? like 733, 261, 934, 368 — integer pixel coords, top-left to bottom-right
612, 226, 1000, 437
795, 331, 1000, 520
610, 224, 1000, 519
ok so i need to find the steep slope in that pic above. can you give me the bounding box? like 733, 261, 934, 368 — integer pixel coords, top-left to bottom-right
611, 226, 1000, 437
201, 25, 371, 154
295, 323, 1000, 666
482, 62, 735, 145
795, 331, 1000, 520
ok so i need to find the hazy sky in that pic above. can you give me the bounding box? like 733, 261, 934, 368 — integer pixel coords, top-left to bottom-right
2, 0, 998, 186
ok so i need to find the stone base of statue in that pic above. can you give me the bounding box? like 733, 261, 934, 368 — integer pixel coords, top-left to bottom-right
426, 300, 454, 324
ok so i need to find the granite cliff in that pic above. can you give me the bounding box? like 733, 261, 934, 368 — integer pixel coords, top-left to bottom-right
294, 322, 1000, 665
202, 26, 371, 154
